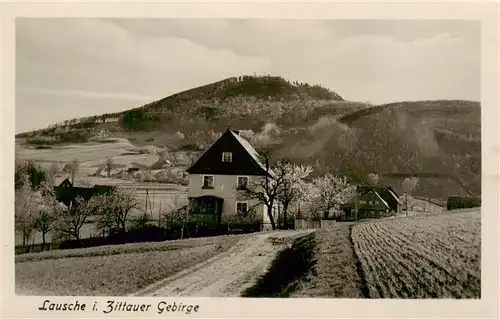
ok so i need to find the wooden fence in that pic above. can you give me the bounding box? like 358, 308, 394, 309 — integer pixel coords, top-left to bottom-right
413, 196, 446, 208
294, 219, 336, 230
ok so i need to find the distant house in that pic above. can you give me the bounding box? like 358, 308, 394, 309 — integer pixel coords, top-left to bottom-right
126, 163, 143, 173
186, 129, 278, 230
339, 185, 402, 220
58, 178, 73, 188
96, 116, 119, 124
54, 178, 115, 207
355, 185, 391, 219
104, 117, 119, 123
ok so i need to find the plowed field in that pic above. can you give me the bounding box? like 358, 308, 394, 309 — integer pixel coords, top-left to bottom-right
351, 210, 480, 298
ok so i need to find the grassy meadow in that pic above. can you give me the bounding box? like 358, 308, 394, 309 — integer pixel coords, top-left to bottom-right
16, 234, 244, 296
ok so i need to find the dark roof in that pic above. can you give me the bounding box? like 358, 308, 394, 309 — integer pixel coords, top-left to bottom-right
58, 178, 73, 187
384, 188, 401, 203
357, 185, 399, 197
357, 185, 384, 196
186, 129, 272, 176
54, 184, 115, 206
357, 187, 390, 209
357, 185, 401, 205
384, 186, 399, 198
93, 185, 115, 195
54, 187, 94, 206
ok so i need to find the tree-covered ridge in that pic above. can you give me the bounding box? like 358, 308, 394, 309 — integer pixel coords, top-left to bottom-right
15, 74, 480, 202
17, 75, 344, 137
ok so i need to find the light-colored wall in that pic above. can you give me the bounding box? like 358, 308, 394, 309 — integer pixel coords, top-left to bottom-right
188, 174, 265, 219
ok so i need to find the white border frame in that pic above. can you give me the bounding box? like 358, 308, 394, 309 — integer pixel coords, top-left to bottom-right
1, 2, 499, 319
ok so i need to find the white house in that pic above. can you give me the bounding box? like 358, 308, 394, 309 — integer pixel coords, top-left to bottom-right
186, 129, 278, 230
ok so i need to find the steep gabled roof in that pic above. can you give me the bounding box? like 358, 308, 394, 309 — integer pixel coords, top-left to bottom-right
357, 185, 399, 198
359, 188, 390, 209
384, 188, 402, 204
186, 129, 273, 177
357, 185, 380, 196
384, 186, 399, 198
58, 178, 73, 188
229, 130, 275, 176
373, 190, 390, 209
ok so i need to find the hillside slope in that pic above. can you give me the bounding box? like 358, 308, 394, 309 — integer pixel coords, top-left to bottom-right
279, 100, 481, 199
16, 75, 481, 200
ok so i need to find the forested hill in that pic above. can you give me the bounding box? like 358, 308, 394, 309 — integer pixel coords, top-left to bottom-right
16, 75, 481, 200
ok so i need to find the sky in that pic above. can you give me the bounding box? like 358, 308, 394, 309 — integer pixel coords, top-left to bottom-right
16, 18, 480, 133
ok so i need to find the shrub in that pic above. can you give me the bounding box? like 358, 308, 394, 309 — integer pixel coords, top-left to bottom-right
15, 160, 50, 190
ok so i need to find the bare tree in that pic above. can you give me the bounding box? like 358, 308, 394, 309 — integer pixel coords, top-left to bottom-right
15, 160, 49, 190
105, 158, 114, 178
64, 159, 80, 184
33, 210, 56, 251
53, 196, 92, 241
49, 162, 60, 178
242, 152, 284, 230
402, 177, 419, 211
402, 177, 419, 193
160, 194, 190, 238
33, 183, 60, 250
160, 194, 189, 227
15, 175, 42, 250
311, 173, 355, 220
276, 160, 314, 228
367, 173, 381, 186
94, 188, 139, 234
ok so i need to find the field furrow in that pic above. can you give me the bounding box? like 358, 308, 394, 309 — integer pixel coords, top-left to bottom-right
372, 223, 420, 297
368, 223, 408, 298
351, 226, 382, 298
351, 210, 480, 298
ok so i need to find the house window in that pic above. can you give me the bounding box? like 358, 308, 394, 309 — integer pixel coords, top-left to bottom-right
222, 152, 233, 162
202, 175, 214, 188
236, 202, 248, 216
237, 176, 249, 190
359, 200, 366, 204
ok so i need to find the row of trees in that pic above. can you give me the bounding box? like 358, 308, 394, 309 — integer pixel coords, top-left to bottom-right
15, 158, 145, 252
244, 156, 423, 230
243, 154, 356, 230
15, 172, 141, 252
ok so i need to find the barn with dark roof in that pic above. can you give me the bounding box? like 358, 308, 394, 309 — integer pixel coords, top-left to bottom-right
53, 178, 115, 206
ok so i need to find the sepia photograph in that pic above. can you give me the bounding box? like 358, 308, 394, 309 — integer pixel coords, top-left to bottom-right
12, 17, 483, 299
1, 2, 499, 317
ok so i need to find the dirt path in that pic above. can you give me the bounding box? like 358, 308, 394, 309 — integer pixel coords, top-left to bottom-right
133, 230, 314, 297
